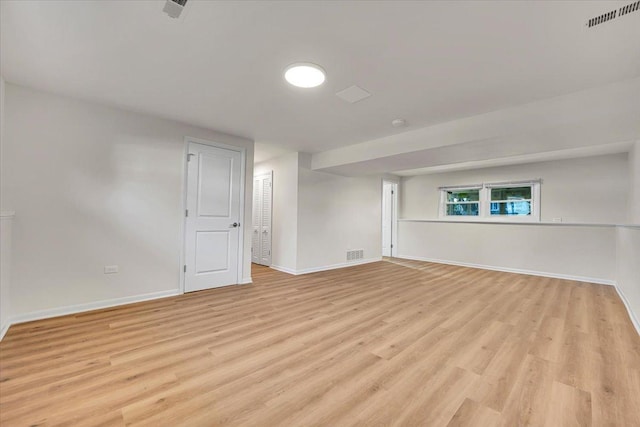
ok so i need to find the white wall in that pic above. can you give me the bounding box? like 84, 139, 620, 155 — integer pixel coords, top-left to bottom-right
616, 226, 640, 331
396, 154, 629, 284
254, 152, 385, 274
401, 154, 628, 224
629, 142, 640, 224
254, 152, 299, 272
615, 141, 640, 332
0, 214, 13, 339
2, 84, 254, 320
0, 76, 5, 186
398, 221, 616, 283
0, 75, 12, 338
297, 163, 383, 271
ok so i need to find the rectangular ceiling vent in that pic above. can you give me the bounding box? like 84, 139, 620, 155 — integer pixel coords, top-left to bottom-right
587, 1, 639, 28
619, 1, 640, 16
163, 0, 188, 19
336, 85, 371, 104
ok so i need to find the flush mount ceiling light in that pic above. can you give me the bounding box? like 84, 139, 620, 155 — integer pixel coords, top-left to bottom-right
284, 63, 326, 88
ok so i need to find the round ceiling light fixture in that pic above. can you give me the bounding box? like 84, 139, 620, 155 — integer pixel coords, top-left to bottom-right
284, 62, 326, 88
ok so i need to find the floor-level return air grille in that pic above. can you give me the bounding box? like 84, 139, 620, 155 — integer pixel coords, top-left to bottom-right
347, 249, 364, 262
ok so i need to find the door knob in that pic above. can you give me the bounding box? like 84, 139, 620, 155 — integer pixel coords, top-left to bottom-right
231, 222, 239, 228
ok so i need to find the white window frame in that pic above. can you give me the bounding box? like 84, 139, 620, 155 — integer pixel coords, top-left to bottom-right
439, 180, 541, 222
438, 185, 483, 220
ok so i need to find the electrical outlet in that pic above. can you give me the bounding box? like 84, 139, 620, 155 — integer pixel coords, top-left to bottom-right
104, 265, 119, 274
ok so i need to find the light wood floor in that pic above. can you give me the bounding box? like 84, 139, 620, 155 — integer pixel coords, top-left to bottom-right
1, 260, 639, 426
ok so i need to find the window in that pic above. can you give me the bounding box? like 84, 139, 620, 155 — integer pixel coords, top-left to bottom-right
443, 188, 480, 216
489, 186, 532, 216
439, 180, 540, 221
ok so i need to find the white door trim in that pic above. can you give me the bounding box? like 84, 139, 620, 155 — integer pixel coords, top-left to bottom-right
179, 136, 246, 294
382, 180, 398, 257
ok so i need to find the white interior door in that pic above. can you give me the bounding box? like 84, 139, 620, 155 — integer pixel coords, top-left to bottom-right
252, 172, 272, 266
382, 182, 397, 257
252, 177, 261, 264
259, 174, 272, 266
185, 142, 242, 292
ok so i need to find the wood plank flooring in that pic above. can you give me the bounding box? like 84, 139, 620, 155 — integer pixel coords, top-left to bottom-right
1, 259, 639, 426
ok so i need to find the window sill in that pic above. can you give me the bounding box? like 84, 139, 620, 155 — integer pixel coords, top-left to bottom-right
398, 218, 625, 227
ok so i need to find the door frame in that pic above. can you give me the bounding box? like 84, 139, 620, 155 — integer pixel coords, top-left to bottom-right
179, 136, 247, 294
381, 180, 398, 257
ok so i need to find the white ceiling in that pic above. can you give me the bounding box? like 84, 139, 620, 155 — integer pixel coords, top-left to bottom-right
254, 142, 293, 164
312, 77, 640, 175
2, 1, 639, 172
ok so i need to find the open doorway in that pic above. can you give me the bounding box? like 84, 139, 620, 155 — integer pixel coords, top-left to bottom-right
382, 181, 398, 257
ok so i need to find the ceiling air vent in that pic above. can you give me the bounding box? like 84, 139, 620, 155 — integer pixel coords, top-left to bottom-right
587, 1, 639, 28
588, 10, 617, 28
619, 1, 640, 16
163, 0, 188, 19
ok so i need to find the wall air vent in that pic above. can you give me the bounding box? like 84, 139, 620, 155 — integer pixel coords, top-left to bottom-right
163, 0, 188, 19
346, 249, 364, 262
587, 1, 639, 28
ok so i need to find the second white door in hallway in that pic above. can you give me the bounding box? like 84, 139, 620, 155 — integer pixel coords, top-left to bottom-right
252, 171, 272, 266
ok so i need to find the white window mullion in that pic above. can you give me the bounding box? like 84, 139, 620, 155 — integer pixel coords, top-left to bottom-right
480, 187, 488, 217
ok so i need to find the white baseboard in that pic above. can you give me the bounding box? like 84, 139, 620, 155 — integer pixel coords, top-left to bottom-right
271, 257, 382, 276
296, 257, 382, 275
239, 277, 253, 285
8, 289, 181, 328
2, 260, 634, 341
613, 284, 640, 336
0, 322, 10, 341
395, 254, 615, 286
270, 264, 298, 275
